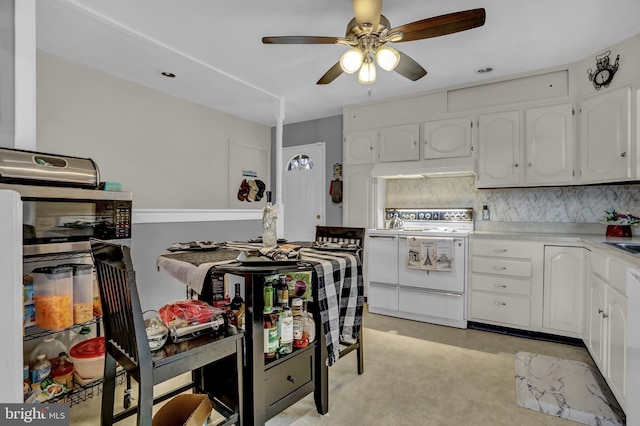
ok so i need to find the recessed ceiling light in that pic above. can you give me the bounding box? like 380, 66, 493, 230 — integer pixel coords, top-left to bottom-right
475, 67, 493, 74
160, 71, 176, 78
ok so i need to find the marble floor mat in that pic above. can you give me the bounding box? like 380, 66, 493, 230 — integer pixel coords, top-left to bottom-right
514, 351, 625, 425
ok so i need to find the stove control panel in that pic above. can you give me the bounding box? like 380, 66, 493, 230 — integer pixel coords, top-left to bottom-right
385, 208, 473, 222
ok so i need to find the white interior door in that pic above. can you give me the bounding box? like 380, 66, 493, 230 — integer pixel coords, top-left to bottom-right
283, 143, 325, 242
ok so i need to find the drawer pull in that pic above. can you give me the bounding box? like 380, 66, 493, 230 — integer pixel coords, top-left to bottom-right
494, 284, 507, 288
494, 266, 507, 270
494, 301, 507, 306
287, 375, 296, 383
494, 249, 507, 253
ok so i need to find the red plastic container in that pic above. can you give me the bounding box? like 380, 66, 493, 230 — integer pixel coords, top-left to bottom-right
69, 337, 105, 380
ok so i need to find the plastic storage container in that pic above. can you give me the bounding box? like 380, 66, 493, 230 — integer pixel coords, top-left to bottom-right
69, 336, 105, 380
61, 264, 94, 324
29, 335, 68, 366
32, 266, 73, 330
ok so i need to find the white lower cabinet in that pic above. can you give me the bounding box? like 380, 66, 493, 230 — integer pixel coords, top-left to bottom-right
367, 233, 399, 312
606, 287, 627, 408
542, 246, 585, 335
584, 247, 630, 411
469, 238, 536, 328
470, 239, 586, 339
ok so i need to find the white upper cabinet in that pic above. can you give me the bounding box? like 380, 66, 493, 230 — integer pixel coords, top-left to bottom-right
378, 123, 420, 163
578, 87, 632, 183
525, 104, 575, 185
477, 110, 521, 187
422, 117, 473, 160
343, 130, 376, 165
478, 104, 576, 188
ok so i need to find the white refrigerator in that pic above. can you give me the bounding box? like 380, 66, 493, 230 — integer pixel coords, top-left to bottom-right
0, 189, 23, 402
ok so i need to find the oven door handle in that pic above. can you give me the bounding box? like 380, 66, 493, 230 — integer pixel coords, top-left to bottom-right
369, 234, 397, 239
399, 236, 465, 243
400, 286, 463, 298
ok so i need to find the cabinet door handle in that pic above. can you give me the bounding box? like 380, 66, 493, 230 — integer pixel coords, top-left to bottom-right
514, 163, 519, 168
598, 308, 603, 314
527, 162, 532, 167
602, 313, 609, 319
494, 301, 507, 306
621, 152, 627, 157
494, 284, 507, 288
424, 140, 429, 145
287, 375, 296, 383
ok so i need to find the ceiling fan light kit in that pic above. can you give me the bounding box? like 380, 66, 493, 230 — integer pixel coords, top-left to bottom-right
262, 1, 486, 85
358, 57, 377, 84
375, 45, 400, 71
340, 48, 365, 74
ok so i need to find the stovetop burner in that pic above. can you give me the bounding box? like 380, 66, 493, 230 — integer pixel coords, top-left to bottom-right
384, 208, 474, 233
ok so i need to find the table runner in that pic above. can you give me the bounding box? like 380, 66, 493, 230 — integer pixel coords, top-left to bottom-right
298, 248, 363, 366
157, 243, 363, 366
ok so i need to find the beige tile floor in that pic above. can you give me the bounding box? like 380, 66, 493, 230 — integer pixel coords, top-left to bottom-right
70, 307, 595, 425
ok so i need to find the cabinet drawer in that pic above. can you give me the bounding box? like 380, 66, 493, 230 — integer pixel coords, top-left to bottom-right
470, 274, 531, 296
368, 282, 399, 311
470, 291, 531, 327
471, 239, 533, 259
471, 257, 532, 278
264, 349, 314, 408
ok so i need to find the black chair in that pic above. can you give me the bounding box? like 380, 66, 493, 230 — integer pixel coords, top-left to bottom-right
90, 239, 243, 426
314, 226, 365, 374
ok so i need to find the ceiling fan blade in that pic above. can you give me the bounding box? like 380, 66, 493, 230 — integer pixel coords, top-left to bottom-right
317, 62, 344, 85
394, 51, 427, 81
353, 0, 381, 32
262, 36, 342, 44
390, 8, 486, 42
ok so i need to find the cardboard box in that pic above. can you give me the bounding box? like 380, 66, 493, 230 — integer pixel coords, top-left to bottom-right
152, 394, 212, 426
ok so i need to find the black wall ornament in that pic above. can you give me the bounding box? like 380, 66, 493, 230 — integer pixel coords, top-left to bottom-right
587, 50, 620, 90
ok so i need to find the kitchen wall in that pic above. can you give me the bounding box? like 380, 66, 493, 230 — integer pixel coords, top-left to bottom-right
386, 176, 640, 233
271, 115, 344, 226
36, 51, 271, 210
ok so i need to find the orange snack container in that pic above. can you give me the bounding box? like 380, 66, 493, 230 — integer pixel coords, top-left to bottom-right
32, 266, 73, 330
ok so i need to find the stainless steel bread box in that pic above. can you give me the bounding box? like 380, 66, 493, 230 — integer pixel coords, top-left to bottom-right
0, 148, 99, 188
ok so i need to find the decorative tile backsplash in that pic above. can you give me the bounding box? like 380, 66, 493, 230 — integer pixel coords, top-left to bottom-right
386, 176, 640, 224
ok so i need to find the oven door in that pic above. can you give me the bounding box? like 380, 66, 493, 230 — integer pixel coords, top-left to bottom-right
398, 235, 466, 293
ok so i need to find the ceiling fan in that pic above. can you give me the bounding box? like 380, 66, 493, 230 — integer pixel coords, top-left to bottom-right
262, 0, 486, 85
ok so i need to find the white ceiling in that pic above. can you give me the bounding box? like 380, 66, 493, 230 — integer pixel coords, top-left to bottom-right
36, 0, 640, 127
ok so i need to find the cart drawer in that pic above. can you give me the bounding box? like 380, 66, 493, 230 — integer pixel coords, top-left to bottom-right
264, 349, 314, 407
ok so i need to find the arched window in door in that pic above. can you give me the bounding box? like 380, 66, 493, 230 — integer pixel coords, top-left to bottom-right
286, 154, 315, 171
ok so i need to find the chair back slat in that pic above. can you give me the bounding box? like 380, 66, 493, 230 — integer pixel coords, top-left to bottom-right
315, 226, 365, 260
90, 239, 151, 373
